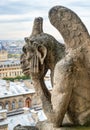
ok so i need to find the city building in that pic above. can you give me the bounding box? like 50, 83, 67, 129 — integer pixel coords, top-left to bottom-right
0, 60, 23, 79
0, 79, 37, 130
0, 72, 52, 130
0, 109, 8, 130
0, 78, 52, 111
0, 41, 24, 79
0, 107, 47, 130
0, 79, 36, 111
0, 42, 8, 61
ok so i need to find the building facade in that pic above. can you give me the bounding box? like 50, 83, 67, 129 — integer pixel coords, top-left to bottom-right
0, 110, 8, 130
0, 94, 33, 112
0, 60, 23, 79
0, 124, 8, 130
0, 79, 43, 112
0, 50, 8, 61
0, 42, 8, 61
0, 42, 23, 79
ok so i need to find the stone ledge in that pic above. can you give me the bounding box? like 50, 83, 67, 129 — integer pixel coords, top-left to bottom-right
14, 121, 90, 130
36, 121, 90, 130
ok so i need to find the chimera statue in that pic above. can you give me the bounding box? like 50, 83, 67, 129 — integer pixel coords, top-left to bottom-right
20, 6, 90, 128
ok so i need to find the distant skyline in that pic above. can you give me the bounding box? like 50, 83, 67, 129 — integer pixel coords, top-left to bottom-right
0, 0, 90, 41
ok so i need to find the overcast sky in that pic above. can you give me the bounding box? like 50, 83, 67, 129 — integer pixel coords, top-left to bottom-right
0, 0, 90, 41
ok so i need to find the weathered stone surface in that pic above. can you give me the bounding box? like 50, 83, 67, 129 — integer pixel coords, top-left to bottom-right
37, 121, 90, 130
14, 122, 90, 130
20, 5, 90, 130
14, 124, 39, 130
49, 6, 89, 49
48, 5, 90, 127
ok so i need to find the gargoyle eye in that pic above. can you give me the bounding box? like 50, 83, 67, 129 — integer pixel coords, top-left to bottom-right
23, 46, 27, 53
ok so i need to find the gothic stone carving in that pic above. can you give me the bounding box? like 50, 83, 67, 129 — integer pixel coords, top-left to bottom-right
20, 6, 90, 128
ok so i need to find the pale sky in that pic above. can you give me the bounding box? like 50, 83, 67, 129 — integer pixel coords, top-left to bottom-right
0, 0, 90, 41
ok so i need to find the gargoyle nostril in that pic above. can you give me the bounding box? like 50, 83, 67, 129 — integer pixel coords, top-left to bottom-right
20, 60, 25, 64
20, 60, 23, 64
20, 61, 23, 64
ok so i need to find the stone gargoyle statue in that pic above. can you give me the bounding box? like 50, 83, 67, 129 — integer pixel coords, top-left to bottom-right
20, 5, 90, 129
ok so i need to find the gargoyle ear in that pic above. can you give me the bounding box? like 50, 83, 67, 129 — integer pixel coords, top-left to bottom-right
37, 45, 47, 65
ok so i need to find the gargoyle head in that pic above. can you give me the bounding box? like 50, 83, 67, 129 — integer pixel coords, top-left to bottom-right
20, 17, 47, 76
20, 16, 65, 76
20, 37, 47, 76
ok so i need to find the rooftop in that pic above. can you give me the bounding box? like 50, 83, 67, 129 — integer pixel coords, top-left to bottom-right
0, 108, 47, 130
0, 77, 52, 98
0, 60, 20, 67
0, 79, 35, 98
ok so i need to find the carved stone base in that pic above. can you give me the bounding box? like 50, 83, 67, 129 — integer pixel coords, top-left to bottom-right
14, 121, 90, 130
36, 121, 90, 130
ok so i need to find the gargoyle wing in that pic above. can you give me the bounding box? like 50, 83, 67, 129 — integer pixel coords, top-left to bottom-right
49, 6, 89, 50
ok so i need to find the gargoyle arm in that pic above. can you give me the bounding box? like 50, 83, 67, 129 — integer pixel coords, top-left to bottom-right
50, 60, 73, 127
32, 58, 73, 127
31, 67, 52, 104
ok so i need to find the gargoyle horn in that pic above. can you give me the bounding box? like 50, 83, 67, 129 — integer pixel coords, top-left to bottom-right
30, 17, 43, 37
49, 6, 90, 49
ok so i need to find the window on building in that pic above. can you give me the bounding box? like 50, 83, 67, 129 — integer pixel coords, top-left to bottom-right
0, 104, 3, 110
25, 97, 32, 108
5, 102, 9, 110
15, 72, 17, 76
9, 72, 11, 76
12, 101, 15, 109
18, 100, 23, 108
